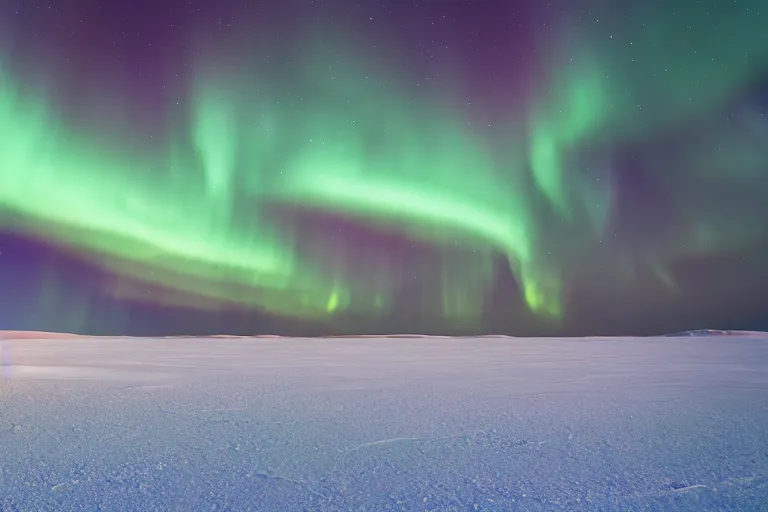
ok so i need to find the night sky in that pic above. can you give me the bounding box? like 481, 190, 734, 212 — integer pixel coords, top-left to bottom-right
0, 0, 766, 336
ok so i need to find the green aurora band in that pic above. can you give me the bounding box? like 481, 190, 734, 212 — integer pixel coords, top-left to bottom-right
1, 2, 767, 325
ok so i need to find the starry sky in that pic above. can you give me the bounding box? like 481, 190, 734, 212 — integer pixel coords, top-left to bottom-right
0, 0, 767, 336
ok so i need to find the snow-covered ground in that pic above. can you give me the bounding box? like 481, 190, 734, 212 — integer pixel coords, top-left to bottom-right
1, 334, 767, 511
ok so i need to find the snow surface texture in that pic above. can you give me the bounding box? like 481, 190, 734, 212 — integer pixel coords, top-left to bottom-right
0, 333, 767, 511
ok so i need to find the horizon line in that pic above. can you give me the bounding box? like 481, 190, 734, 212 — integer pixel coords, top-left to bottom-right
1, 329, 764, 340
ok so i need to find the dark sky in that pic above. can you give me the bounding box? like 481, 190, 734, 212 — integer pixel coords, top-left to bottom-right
0, 0, 766, 336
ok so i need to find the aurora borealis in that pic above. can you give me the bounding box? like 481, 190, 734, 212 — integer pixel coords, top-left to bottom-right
0, 0, 767, 336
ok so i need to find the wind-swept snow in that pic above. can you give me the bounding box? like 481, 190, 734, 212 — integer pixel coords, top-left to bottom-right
1, 334, 767, 511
